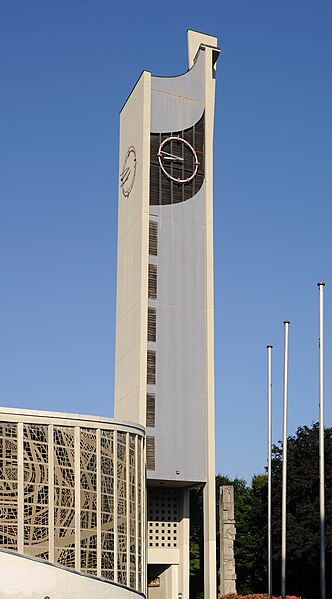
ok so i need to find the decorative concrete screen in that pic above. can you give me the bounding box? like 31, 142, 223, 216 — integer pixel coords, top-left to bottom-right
0, 408, 145, 593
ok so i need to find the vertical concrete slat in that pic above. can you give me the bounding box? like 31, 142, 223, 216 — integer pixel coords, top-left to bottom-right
202, 40, 218, 599
17, 422, 24, 554
126, 432, 130, 587
96, 428, 101, 577
74, 426, 81, 571
142, 436, 146, 595
180, 490, 190, 599
48, 424, 54, 563
135, 434, 139, 589
113, 430, 118, 582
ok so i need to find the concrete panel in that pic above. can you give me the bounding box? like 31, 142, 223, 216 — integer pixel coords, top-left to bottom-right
152, 390, 206, 435
155, 346, 206, 394
157, 262, 205, 309
156, 220, 205, 268
187, 30, 218, 68
113, 387, 145, 425
151, 51, 205, 133
116, 258, 144, 322
147, 549, 179, 565
114, 342, 145, 417
116, 302, 143, 361
151, 91, 204, 136
149, 186, 205, 225
148, 431, 207, 483
157, 304, 205, 351
117, 214, 146, 280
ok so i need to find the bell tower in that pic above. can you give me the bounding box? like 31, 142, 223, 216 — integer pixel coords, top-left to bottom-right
114, 30, 220, 599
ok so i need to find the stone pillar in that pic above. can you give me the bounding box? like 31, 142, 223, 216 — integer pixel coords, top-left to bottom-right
219, 485, 236, 596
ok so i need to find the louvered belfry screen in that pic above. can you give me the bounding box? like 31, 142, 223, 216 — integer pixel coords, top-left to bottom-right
147, 350, 156, 385
149, 221, 158, 256
146, 436, 155, 471
147, 308, 156, 342
146, 394, 155, 428
148, 264, 157, 299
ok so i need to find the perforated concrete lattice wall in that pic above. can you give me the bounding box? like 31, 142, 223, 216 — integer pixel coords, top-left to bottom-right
0, 410, 145, 593
147, 488, 179, 548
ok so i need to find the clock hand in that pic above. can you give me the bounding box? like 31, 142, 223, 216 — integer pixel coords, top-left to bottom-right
120, 166, 131, 185
163, 156, 184, 162
159, 151, 184, 162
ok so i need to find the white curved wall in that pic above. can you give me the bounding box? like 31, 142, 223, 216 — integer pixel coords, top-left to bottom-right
0, 550, 144, 599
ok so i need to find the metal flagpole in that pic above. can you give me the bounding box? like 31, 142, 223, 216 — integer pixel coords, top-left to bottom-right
281, 321, 290, 599
267, 345, 273, 599
317, 282, 326, 599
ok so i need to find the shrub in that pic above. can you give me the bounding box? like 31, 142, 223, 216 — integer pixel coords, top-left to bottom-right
220, 595, 304, 599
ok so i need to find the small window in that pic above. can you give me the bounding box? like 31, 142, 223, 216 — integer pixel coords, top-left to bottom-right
147, 351, 156, 385
146, 393, 155, 428
149, 221, 158, 256
147, 307, 156, 342
148, 264, 157, 299
146, 436, 155, 470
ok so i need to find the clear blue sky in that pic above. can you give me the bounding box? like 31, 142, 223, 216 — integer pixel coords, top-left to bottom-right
1, 0, 332, 483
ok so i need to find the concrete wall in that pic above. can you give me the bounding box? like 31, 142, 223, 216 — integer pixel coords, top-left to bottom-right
0, 550, 145, 599
114, 71, 151, 426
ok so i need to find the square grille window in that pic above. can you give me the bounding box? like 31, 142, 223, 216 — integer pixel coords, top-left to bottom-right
147, 308, 156, 342
147, 488, 179, 547
149, 221, 158, 256
148, 264, 157, 299
146, 436, 155, 471
147, 351, 156, 385
146, 394, 155, 428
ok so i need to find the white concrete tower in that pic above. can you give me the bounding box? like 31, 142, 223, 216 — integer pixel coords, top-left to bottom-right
114, 30, 220, 599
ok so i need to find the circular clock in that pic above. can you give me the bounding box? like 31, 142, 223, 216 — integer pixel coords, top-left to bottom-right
120, 145, 137, 197
157, 135, 199, 184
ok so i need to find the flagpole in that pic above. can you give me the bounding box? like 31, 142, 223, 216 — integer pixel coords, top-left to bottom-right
281, 321, 290, 599
267, 345, 273, 599
317, 282, 326, 599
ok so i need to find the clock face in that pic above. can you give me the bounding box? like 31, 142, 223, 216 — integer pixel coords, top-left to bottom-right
157, 136, 199, 184
120, 145, 137, 197
149, 113, 205, 206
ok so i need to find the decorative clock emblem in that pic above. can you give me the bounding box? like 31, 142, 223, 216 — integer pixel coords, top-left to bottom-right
120, 145, 137, 197
157, 135, 199, 184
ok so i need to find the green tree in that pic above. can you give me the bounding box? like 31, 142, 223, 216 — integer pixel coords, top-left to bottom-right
270, 423, 332, 599
190, 423, 332, 599
190, 484, 204, 599
233, 473, 268, 594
